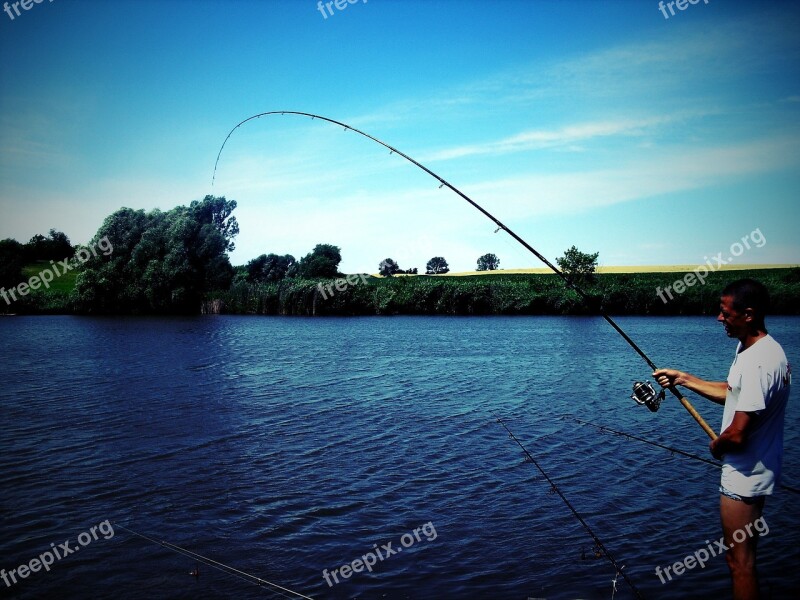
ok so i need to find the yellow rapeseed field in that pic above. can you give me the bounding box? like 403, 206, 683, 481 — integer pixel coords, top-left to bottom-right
436, 264, 797, 277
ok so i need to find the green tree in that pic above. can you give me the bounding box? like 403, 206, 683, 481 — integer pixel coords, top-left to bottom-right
476, 253, 500, 271
0, 238, 25, 291
379, 258, 401, 277
426, 256, 449, 275
556, 245, 599, 284
297, 244, 342, 278
74, 196, 238, 314
189, 195, 240, 252
24, 234, 47, 261
24, 229, 74, 262
246, 253, 296, 283
47, 229, 75, 259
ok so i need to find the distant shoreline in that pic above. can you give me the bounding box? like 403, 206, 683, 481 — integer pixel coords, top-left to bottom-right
5, 265, 799, 317
205, 267, 800, 317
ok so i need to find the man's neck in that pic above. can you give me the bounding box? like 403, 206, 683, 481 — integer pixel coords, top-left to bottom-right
739, 329, 767, 351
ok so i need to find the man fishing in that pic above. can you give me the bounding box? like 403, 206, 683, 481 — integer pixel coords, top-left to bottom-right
654, 278, 790, 600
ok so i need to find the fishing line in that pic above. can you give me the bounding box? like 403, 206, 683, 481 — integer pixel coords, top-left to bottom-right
114, 522, 314, 599
493, 414, 645, 600
562, 416, 800, 495
211, 111, 716, 440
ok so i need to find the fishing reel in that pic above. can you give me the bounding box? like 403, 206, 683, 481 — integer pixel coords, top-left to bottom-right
631, 381, 665, 413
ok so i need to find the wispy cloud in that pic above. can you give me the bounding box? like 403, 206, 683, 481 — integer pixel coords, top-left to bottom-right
421, 116, 677, 161
464, 134, 800, 219
0, 117, 72, 168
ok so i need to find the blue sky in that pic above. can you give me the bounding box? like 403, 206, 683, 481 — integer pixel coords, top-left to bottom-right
1, 0, 799, 273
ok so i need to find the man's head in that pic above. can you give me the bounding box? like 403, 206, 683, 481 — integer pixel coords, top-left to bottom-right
718, 278, 769, 338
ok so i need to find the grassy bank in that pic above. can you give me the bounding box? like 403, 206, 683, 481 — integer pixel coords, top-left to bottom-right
1, 261, 79, 315
206, 268, 800, 316
6, 263, 798, 316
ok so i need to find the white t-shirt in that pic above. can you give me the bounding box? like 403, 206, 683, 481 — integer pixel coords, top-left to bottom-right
721, 334, 791, 496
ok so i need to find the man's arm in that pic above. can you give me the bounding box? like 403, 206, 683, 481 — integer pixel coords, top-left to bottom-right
653, 369, 728, 405
710, 411, 752, 459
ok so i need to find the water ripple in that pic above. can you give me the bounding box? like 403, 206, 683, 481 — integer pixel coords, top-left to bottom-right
1, 315, 798, 599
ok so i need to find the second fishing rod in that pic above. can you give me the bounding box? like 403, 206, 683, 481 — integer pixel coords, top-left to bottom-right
213, 110, 718, 441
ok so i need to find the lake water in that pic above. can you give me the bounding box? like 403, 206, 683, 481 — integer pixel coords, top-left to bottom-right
1, 315, 798, 599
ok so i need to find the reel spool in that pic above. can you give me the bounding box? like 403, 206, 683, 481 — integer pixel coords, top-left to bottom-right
631, 381, 665, 412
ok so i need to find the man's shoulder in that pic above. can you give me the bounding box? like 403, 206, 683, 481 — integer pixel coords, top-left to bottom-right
760, 334, 787, 359
751, 335, 790, 375
738, 334, 786, 369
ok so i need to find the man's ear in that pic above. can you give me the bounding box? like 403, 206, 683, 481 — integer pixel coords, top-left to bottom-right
743, 307, 755, 323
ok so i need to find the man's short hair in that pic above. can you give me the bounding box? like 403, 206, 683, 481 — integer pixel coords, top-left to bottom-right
721, 278, 770, 322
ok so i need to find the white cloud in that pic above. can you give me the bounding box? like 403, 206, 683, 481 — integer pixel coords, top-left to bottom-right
421, 116, 677, 161
463, 134, 800, 220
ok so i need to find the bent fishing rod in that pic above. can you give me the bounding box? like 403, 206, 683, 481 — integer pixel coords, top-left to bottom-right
212, 110, 717, 440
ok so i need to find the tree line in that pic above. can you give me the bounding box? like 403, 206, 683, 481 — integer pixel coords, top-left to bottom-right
1, 196, 358, 314
0, 194, 604, 315
378, 252, 506, 277
1, 196, 240, 314
239, 243, 343, 284
207, 268, 800, 317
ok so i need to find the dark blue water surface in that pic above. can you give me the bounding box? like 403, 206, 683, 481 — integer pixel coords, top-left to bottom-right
1, 316, 798, 599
